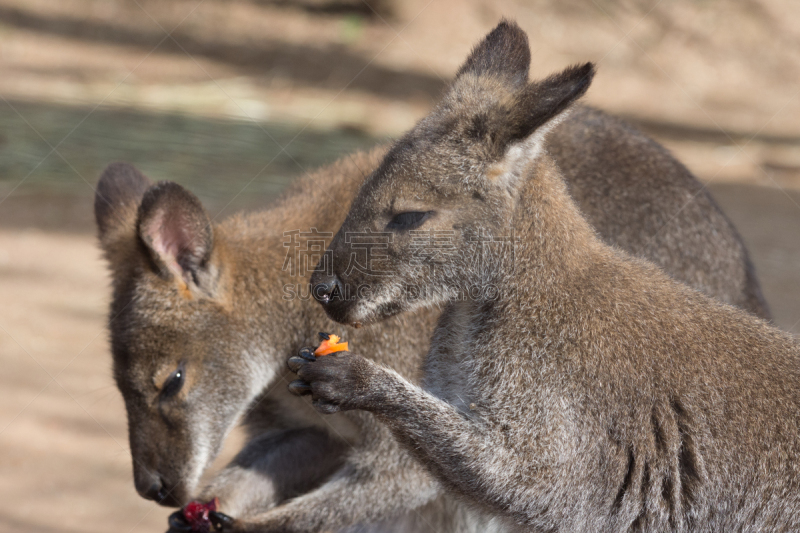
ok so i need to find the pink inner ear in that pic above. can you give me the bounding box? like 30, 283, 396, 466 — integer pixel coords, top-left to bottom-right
142, 208, 188, 279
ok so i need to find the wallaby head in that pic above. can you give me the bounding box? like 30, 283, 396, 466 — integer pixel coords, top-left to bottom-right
96, 164, 269, 507
312, 21, 594, 326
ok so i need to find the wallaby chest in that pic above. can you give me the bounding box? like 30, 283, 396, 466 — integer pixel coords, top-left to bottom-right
421, 301, 492, 414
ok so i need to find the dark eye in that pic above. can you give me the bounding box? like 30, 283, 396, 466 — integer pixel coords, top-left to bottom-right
386, 211, 431, 231
161, 364, 185, 398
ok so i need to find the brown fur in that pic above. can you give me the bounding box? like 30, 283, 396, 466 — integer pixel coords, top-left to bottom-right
97, 21, 769, 533
295, 20, 800, 532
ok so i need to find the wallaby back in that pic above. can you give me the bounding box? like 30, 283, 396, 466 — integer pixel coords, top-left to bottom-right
550, 106, 768, 317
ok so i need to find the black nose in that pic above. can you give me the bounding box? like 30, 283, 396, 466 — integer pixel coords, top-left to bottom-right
133, 466, 183, 507
312, 275, 343, 305
135, 470, 173, 503
135, 469, 161, 500
146, 481, 168, 502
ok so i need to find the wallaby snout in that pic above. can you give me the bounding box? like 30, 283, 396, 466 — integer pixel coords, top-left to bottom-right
133, 466, 175, 506
126, 412, 198, 507
310, 271, 359, 325
311, 227, 405, 327
310, 262, 359, 326
128, 421, 190, 506
310, 270, 343, 305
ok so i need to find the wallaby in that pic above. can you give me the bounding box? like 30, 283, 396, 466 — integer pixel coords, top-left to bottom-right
293, 21, 800, 531
97, 156, 499, 533
96, 24, 771, 533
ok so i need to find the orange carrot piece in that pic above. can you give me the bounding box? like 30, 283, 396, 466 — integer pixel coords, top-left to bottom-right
314, 334, 349, 356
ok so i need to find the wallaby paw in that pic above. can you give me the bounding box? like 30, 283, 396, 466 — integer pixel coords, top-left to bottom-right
167, 510, 192, 532
286, 347, 315, 374
209, 511, 236, 532
312, 398, 342, 414
168, 498, 230, 533
287, 379, 312, 395
287, 347, 374, 412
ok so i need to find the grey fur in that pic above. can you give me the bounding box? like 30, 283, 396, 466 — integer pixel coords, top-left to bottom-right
296, 20, 799, 532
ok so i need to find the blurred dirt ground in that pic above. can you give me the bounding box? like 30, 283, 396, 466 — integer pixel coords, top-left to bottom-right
0, 1, 799, 532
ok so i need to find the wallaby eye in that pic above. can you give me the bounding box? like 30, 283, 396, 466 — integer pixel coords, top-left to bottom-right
386, 211, 431, 231
161, 364, 185, 398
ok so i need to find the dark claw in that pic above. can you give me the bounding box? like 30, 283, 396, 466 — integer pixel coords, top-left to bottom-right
288, 379, 312, 396
168, 510, 192, 532
209, 511, 235, 531
287, 356, 310, 373
298, 347, 316, 361
318, 332, 330, 340
313, 399, 341, 414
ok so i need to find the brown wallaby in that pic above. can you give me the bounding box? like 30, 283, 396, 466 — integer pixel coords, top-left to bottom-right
96, 24, 770, 533
97, 156, 497, 533
293, 21, 800, 531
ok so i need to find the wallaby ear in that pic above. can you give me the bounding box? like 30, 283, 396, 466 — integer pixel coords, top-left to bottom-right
137, 181, 214, 288
486, 62, 595, 191
455, 19, 531, 88
499, 62, 595, 149
95, 162, 152, 245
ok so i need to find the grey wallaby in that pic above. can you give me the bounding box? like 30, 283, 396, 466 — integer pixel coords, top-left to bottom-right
96, 22, 771, 533
294, 21, 800, 532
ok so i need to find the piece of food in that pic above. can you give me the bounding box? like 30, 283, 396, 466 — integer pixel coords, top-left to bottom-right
314, 332, 348, 356
182, 497, 219, 532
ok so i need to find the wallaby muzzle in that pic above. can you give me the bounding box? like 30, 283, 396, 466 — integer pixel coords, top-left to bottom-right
133, 465, 182, 507
310, 270, 359, 325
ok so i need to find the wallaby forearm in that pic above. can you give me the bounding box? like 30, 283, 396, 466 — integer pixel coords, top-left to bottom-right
232, 445, 443, 532
293, 353, 548, 527
363, 365, 548, 526
197, 427, 348, 517
224, 394, 512, 533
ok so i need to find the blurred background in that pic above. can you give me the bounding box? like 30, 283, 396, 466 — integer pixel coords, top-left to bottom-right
0, 0, 798, 531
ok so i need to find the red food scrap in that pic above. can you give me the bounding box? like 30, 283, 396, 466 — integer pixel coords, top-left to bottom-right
182, 497, 219, 532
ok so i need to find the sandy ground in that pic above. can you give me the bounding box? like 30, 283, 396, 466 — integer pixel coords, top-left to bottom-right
0, 230, 171, 532
0, 229, 249, 532
0, 1, 799, 532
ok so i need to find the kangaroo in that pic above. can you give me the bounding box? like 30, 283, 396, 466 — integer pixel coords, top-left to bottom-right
293, 21, 800, 531
96, 24, 771, 533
